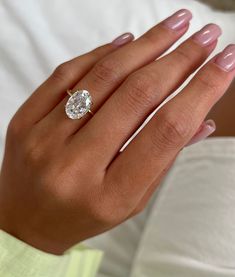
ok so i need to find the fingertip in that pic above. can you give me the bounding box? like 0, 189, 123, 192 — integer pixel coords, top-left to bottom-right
214, 44, 235, 72
192, 23, 222, 47
162, 8, 193, 32
112, 32, 135, 47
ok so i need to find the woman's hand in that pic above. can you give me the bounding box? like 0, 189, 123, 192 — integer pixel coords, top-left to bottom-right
0, 9, 234, 255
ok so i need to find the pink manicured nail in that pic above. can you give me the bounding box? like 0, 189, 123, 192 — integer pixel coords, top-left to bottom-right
112, 32, 134, 46
215, 44, 235, 72
186, 119, 216, 147
192, 24, 222, 46
163, 9, 192, 31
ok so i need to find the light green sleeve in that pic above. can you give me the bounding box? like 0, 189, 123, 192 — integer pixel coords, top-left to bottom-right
0, 230, 103, 277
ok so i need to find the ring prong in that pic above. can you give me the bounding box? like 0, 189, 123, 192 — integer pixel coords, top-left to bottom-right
67, 89, 72, 96
88, 110, 94, 116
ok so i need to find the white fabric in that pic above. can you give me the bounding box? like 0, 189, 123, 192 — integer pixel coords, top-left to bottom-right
0, 0, 235, 276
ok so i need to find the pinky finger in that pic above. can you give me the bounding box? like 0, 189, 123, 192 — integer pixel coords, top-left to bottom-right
185, 119, 216, 146
129, 119, 216, 217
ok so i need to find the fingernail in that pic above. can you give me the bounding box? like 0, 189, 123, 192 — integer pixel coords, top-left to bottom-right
215, 44, 235, 72
186, 119, 216, 147
112, 32, 134, 46
163, 9, 192, 31
192, 24, 222, 46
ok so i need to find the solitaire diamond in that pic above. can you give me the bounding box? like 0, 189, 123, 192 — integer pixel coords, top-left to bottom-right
65, 90, 92, 119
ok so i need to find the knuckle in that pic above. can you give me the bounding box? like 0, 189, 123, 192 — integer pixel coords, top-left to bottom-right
92, 58, 121, 84
124, 72, 156, 113
155, 110, 193, 148
23, 135, 44, 166
7, 114, 29, 140
143, 26, 169, 46
197, 71, 220, 97
174, 48, 192, 65
7, 117, 22, 138
53, 62, 74, 83
142, 31, 158, 46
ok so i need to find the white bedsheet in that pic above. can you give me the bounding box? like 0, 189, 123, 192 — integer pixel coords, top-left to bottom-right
0, 1, 235, 276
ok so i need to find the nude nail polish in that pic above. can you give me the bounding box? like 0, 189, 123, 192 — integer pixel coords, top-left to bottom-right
215, 44, 235, 72
112, 32, 134, 46
186, 120, 216, 146
163, 9, 193, 31
192, 24, 222, 46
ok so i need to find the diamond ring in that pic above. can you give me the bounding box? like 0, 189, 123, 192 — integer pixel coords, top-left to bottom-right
65, 89, 93, 120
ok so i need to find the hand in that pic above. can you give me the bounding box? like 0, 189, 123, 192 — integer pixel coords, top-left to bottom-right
0, 9, 234, 255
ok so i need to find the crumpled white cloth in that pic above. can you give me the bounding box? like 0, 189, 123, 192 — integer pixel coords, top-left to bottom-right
0, 0, 235, 276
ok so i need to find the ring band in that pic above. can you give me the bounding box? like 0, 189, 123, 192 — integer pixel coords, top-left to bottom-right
65, 89, 93, 120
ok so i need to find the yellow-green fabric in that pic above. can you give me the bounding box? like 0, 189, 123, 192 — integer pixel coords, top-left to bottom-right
0, 230, 103, 277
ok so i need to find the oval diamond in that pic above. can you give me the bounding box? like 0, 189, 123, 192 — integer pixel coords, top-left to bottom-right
65, 90, 92, 119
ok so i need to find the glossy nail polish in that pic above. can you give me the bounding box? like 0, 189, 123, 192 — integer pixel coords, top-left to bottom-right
112, 32, 134, 46
163, 9, 193, 31
192, 24, 222, 46
186, 119, 216, 146
215, 44, 235, 72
